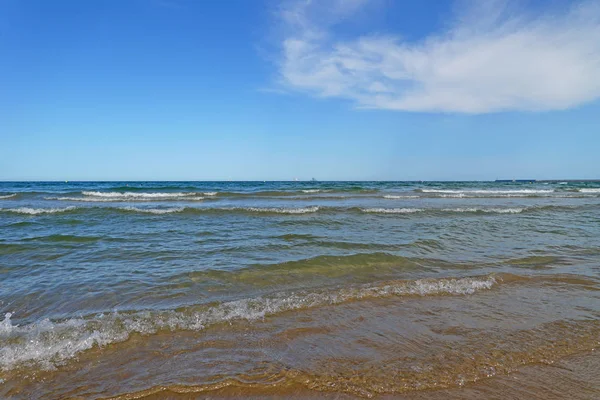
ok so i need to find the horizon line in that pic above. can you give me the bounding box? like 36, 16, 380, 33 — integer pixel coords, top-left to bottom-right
2, 179, 600, 183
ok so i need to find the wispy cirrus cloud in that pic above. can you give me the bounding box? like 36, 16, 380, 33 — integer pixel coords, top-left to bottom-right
274, 0, 600, 113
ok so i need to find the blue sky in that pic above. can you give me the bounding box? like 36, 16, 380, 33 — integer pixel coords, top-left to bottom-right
1, 0, 599, 181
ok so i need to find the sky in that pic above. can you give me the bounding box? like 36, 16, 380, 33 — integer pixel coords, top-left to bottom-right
0, 0, 599, 181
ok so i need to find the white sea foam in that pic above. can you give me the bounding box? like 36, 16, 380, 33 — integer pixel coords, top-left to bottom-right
438, 193, 545, 198
302, 189, 321, 193
47, 196, 205, 202
82, 191, 199, 199
0, 194, 16, 199
441, 207, 524, 214
439, 193, 467, 198
579, 188, 600, 193
362, 208, 424, 214
363, 207, 525, 214
202, 192, 218, 196
421, 189, 553, 194
383, 195, 419, 199
113, 206, 320, 215
118, 207, 185, 214
0, 207, 76, 215
0, 275, 496, 371
239, 206, 320, 214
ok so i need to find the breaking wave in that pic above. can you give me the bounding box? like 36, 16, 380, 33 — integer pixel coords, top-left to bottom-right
383, 195, 419, 199
0, 194, 17, 200
115, 206, 321, 215
0, 207, 77, 215
47, 196, 206, 202
440, 207, 525, 214
80, 191, 203, 200
362, 207, 527, 214
419, 189, 554, 194
233, 206, 320, 214
0, 274, 497, 371
0, 204, 582, 217
362, 208, 424, 214
118, 207, 186, 214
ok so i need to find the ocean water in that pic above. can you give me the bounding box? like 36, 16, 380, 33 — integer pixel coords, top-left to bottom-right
0, 181, 599, 399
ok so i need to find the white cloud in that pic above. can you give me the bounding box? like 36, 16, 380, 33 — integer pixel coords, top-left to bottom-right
275, 0, 600, 113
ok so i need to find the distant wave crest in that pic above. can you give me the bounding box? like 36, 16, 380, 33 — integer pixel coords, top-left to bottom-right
117, 206, 321, 215
233, 206, 320, 214
441, 207, 524, 214
0, 207, 77, 215
419, 189, 554, 194
47, 196, 206, 202
383, 195, 419, 199
362, 208, 424, 214
82, 191, 201, 199
118, 206, 186, 214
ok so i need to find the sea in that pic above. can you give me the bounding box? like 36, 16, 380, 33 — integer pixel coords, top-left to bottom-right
0, 181, 599, 399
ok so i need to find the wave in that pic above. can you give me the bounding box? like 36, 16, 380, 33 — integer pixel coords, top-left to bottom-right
181, 252, 445, 286
0, 204, 582, 217
362, 208, 424, 214
416, 188, 600, 197
238, 206, 320, 214
383, 195, 419, 199
162, 189, 376, 198
76, 190, 339, 199
116, 206, 321, 215
440, 207, 524, 214
0, 205, 320, 216
0, 194, 17, 199
87, 185, 202, 192
419, 189, 554, 194
0, 207, 77, 215
118, 206, 186, 214
81, 191, 204, 200
82, 191, 198, 198
276, 233, 321, 240
22, 234, 102, 243
436, 193, 594, 198
361, 207, 530, 214
46, 196, 206, 202
0, 274, 497, 371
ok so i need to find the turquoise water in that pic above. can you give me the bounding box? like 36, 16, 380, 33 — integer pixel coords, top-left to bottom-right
1, 181, 599, 398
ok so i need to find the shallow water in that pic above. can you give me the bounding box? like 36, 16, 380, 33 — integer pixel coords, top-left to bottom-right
0, 181, 599, 399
